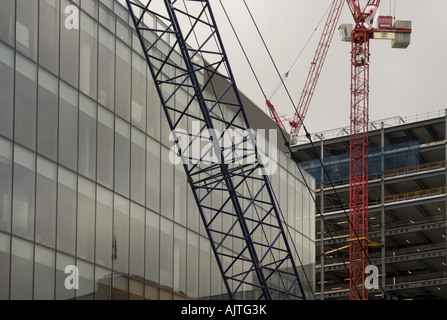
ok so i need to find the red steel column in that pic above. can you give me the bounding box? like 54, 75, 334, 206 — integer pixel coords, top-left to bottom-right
349, 28, 370, 300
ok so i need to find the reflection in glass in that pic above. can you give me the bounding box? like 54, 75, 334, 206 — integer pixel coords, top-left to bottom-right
77, 177, 95, 262
160, 218, 173, 289
113, 194, 129, 275
15, 54, 37, 150
132, 53, 146, 130
115, 119, 130, 197
57, 168, 77, 255
97, 107, 114, 188
16, 0, 38, 61
39, 0, 59, 74
59, 82, 78, 171
0, 43, 14, 138
145, 210, 159, 283
0, 233, 10, 299
80, 13, 98, 99
131, 128, 145, 205
37, 69, 59, 161
98, 27, 115, 110
60, 0, 79, 88
0, 0, 15, 46
12, 146, 35, 240
0, 139, 12, 233
96, 186, 113, 269
10, 238, 33, 300
79, 95, 97, 180
34, 245, 55, 300
146, 137, 160, 212
116, 41, 131, 121
130, 203, 144, 278
35, 157, 57, 248
55, 253, 75, 300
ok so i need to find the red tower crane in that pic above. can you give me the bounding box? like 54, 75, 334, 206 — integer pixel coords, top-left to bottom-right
344, 0, 411, 300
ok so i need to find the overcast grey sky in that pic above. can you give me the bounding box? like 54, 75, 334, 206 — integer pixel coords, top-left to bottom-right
210, 0, 447, 135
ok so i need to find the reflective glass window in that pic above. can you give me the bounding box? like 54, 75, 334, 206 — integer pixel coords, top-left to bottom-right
160, 217, 173, 288
146, 137, 160, 212
174, 225, 186, 294
35, 157, 57, 248
34, 245, 55, 300
0, 43, 14, 138
98, 27, 115, 110
77, 260, 94, 300
0, 0, 15, 46
37, 69, 59, 161
15, 54, 37, 150
97, 107, 114, 188
145, 210, 159, 283
55, 253, 75, 300
79, 95, 97, 180
116, 40, 131, 121
59, 82, 78, 171
39, 0, 59, 74
147, 78, 161, 140
10, 238, 33, 300
16, 0, 38, 61
131, 53, 146, 131
0, 139, 12, 233
131, 128, 145, 205
12, 146, 35, 240
60, 0, 79, 88
160, 147, 174, 219
113, 194, 129, 274
186, 231, 199, 298
80, 13, 98, 100
77, 177, 95, 262
130, 203, 145, 278
0, 233, 9, 300
57, 168, 77, 255
96, 186, 113, 268
115, 118, 130, 196
199, 237, 211, 298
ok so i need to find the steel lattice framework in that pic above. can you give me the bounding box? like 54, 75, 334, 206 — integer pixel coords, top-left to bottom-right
126, 0, 306, 300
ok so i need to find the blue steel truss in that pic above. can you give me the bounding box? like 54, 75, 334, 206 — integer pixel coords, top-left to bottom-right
126, 0, 306, 300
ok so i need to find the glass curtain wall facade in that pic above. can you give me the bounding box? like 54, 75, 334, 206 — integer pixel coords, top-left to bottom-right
0, 0, 315, 300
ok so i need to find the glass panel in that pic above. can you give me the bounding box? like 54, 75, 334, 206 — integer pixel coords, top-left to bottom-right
10, 237, 33, 300
0, 233, 10, 299
174, 164, 187, 225
145, 210, 159, 283
0, 0, 15, 46
113, 194, 129, 274
34, 245, 55, 300
81, 0, 98, 19
186, 231, 199, 298
146, 137, 160, 212
15, 54, 37, 150
35, 157, 57, 248
160, 217, 173, 289
0, 43, 14, 138
79, 95, 97, 180
147, 77, 160, 140
12, 146, 35, 240
16, 0, 38, 61
173, 224, 186, 295
39, 0, 60, 74
59, 82, 79, 171
97, 106, 114, 188
199, 236, 211, 299
77, 177, 95, 262
115, 118, 130, 197
60, 0, 79, 88
115, 41, 131, 121
96, 186, 113, 268
99, 3, 115, 30
130, 203, 144, 278
95, 266, 112, 300
80, 12, 98, 100
131, 128, 145, 205
57, 168, 77, 255
55, 253, 75, 300
98, 27, 115, 110
37, 69, 59, 161
117, 19, 131, 46
187, 184, 199, 232
77, 260, 95, 300
0, 138, 12, 233
131, 52, 146, 131
160, 147, 174, 219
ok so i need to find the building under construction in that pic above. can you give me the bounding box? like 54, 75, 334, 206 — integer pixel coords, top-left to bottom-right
291, 111, 447, 300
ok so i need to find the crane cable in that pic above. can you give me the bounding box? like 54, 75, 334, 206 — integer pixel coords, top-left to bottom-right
268, 1, 333, 101
230, 0, 389, 299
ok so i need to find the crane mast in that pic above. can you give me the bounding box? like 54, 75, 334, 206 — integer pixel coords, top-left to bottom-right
126, 0, 306, 300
